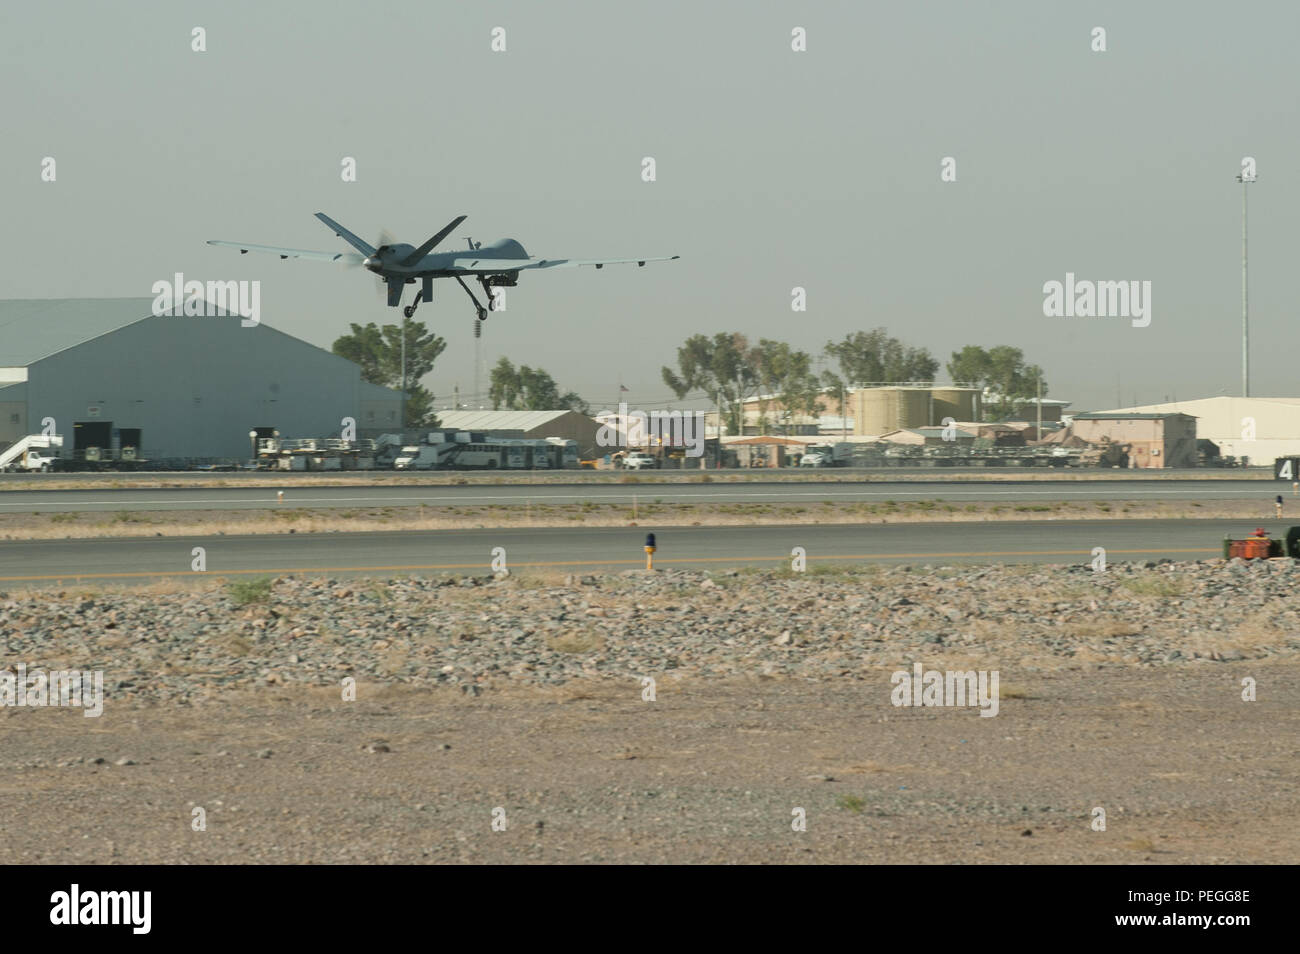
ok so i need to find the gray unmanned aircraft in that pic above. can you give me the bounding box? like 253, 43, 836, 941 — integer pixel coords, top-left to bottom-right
208, 212, 679, 331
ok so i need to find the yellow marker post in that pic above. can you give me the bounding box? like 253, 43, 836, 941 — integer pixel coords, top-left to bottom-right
644, 533, 656, 571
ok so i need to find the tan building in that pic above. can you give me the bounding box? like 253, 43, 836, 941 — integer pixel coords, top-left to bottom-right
1070, 412, 1197, 468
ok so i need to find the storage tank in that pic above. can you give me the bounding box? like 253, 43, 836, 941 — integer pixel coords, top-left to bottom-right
931, 387, 979, 425
853, 388, 932, 435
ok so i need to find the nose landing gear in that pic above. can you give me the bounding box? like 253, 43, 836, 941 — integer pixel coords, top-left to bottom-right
403, 278, 434, 318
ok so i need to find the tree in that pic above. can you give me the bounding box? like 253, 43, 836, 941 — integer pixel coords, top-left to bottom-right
945, 345, 1048, 420
489, 357, 521, 410
490, 358, 588, 412
945, 345, 990, 388
662, 332, 760, 435
332, 318, 447, 428
824, 329, 938, 387
754, 339, 820, 434
821, 370, 848, 437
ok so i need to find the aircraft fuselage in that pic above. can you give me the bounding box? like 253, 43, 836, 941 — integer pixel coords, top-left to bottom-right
366, 238, 531, 278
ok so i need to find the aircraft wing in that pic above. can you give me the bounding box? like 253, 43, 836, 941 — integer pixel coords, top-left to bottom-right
207, 241, 365, 264
522, 255, 681, 270
448, 255, 680, 273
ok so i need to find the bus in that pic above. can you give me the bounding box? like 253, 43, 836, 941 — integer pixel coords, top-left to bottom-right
546, 437, 580, 469
448, 437, 580, 469
452, 441, 515, 469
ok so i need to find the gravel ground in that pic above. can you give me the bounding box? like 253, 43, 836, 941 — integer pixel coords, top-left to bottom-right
2, 561, 1295, 863
3, 561, 1297, 703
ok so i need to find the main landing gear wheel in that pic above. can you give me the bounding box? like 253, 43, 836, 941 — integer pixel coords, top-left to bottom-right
403, 305, 416, 318
455, 275, 492, 327
474, 317, 483, 338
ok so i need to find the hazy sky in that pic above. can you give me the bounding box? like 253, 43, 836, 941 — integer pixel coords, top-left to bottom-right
3, 0, 1296, 414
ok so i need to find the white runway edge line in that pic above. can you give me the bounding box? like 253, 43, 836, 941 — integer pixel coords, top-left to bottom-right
0, 488, 1277, 509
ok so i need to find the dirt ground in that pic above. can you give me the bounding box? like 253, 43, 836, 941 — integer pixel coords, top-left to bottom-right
2, 664, 1293, 864
0, 468, 1269, 494
2, 496, 1291, 540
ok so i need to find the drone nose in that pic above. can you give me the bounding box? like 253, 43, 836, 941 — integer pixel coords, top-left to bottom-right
363, 256, 381, 270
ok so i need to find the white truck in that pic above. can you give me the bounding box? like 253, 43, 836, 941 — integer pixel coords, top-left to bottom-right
393, 441, 458, 470
394, 445, 436, 470
799, 443, 851, 467
1, 434, 64, 472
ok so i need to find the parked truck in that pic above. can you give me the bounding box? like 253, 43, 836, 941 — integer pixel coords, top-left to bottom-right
798, 443, 852, 467
393, 440, 460, 470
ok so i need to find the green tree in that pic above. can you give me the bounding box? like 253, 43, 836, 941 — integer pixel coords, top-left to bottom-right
754, 339, 819, 434
490, 358, 587, 412
661, 332, 760, 435
332, 318, 447, 428
489, 357, 521, 410
821, 370, 848, 436
824, 329, 938, 386
945, 345, 1047, 420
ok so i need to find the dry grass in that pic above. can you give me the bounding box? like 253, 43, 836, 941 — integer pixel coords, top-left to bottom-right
997, 683, 1036, 700
0, 468, 1270, 494
0, 497, 1287, 542
1217, 602, 1293, 653
1063, 619, 1145, 639
835, 795, 867, 814
545, 631, 607, 654
1118, 577, 1190, 597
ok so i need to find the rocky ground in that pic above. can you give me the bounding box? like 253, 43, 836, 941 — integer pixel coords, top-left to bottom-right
3, 561, 1297, 701
1, 561, 1296, 863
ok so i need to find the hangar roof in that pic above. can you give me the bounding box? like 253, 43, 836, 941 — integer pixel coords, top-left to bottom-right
436, 410, 579, 431
0, 298, 161, 367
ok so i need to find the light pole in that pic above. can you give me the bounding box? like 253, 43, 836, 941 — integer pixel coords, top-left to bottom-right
248, 429, 257, 468
400, 319, 407, 434
1237, 171, 1255, 397
1036, 372, 1042, 440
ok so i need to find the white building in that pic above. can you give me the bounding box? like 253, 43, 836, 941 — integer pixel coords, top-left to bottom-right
1099, 397, 1300, 462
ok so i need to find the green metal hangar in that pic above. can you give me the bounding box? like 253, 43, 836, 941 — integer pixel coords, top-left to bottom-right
0, 298, 401, 464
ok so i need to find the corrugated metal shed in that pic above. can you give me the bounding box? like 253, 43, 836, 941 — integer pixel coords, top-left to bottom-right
723, 435, 809, 446
1073, 412, 1196, 420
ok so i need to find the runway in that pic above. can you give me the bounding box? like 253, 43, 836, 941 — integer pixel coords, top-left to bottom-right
0, 519, 1272, 582
0, 479, 1286, 513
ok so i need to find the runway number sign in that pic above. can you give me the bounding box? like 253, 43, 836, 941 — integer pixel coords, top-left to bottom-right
1274, 458, 1299, 480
